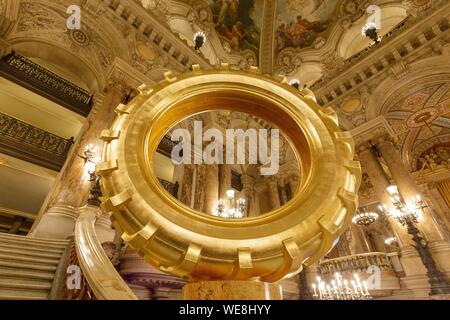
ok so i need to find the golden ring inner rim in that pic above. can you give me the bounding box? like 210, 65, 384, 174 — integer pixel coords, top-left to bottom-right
139, 88, 317, 223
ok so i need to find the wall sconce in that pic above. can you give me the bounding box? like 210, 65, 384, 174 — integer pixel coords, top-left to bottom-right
289, 79, 301, 89
194, 31, 206, 51
79, 144, 100, 181
361, 22, 381, 44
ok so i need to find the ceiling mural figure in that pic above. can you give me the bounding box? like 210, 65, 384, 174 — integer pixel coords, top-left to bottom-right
209, 0, 262, 58
275, 0, 339, 52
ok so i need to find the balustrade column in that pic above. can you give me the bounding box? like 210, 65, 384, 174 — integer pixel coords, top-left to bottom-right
376, 136, 445, 242
357, 143, 412, 246
30, 82, 129, 239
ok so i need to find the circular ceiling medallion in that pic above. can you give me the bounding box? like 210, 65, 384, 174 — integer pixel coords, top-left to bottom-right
136, 43, 156, 61
406, 107, 440, 128
69, 29, 90, 47
413, 0, 430, 6
98, 66, 361, 282
341, 98, 361, 113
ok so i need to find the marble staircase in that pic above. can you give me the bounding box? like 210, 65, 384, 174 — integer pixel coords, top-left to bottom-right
0, 233, 70, 300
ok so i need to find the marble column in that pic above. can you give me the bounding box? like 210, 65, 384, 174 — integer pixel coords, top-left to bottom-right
357, 143, 412, 246
286, 175, 300, 200
278, 179, 288, 206
268, 177, 281, 210
218, 164, 231, 200
241, 174, 256, 216
30, 82, 129, 239
203, 164, 219, 215
376, 136, 445, 242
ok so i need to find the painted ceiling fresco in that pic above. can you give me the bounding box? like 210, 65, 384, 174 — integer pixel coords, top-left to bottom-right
382, 78, 450, 170
209, 0, 263, 58
275, 0, 340, 52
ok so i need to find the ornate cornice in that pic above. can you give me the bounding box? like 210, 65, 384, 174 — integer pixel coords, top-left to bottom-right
102, 0, 211, 70
105, 57, 153, 91
312, 2, 450, 108
350, 116, 397, 148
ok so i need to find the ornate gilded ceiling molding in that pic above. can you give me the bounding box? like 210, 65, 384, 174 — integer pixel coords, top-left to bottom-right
259, 0, 276, 74
312, 2, 450, 108
102, 0, 210, 70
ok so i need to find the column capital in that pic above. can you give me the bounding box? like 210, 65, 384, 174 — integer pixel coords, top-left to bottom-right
373, 134, 396, 146
105, 57, 153, 94
350, 116, 397, 148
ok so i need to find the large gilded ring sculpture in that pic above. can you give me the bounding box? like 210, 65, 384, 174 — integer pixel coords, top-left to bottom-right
97, 65, 361, 282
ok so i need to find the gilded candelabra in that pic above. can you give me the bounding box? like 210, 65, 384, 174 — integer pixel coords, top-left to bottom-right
382, 184, 450, 295
312, 272, 371, 300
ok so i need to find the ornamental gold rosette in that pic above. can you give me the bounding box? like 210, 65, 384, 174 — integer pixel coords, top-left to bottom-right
97, 64, 361, 282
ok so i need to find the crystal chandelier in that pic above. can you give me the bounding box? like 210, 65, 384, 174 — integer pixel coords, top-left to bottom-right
214, 189, 246, 219
312, 272, 371, 300
352, 210, 379, 226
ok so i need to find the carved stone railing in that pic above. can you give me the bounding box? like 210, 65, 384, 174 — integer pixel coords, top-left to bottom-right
0, 52, 93, 116
0, 112, 74, 171
319, 252, 395, 275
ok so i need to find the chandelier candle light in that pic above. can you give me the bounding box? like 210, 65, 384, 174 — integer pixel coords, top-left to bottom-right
384, 236, 398, 246
352, 210, 379, 226
214, 189, 246, 219
311, 272, 371, 300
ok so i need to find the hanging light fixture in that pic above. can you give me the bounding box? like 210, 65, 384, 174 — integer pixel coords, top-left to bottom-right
311, 272, 371, 300
352, 210, 379, 226
215, 189, 246, 219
